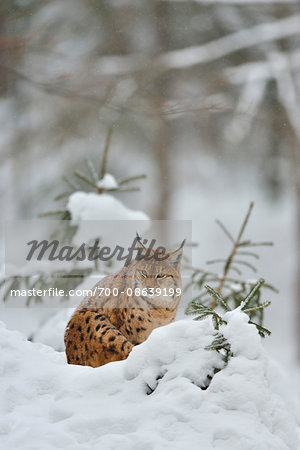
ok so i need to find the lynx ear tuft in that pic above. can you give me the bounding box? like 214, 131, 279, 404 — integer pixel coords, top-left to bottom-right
180, 239, 186, 249
168, 242, 185, 268
135, 232, 147, 250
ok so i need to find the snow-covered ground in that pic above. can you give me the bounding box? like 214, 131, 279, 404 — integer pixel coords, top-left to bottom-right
0, 309, 299, 450
0, 157, 300, 450
1, 150, 299, 448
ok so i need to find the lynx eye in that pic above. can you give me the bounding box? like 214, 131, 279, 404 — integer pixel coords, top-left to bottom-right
156, 273, 167, 279
139, 270, 148, 278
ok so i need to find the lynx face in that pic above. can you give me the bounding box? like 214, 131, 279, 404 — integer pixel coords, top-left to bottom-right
133, 247, 183, 303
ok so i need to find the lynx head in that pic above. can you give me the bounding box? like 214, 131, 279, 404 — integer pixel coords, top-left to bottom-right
132, 236, 185, 304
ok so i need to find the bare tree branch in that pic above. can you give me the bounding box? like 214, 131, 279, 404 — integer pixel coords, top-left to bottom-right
162, 0, 298, 4
225, 50, 300, 84
69, 15, 300, 76
156, 14, 300, 70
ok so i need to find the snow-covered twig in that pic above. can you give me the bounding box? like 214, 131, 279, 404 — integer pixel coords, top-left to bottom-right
83, 15, 300, 76
225, 51, 300, 85
162, 0, 299, 4
156, 14, 300, 70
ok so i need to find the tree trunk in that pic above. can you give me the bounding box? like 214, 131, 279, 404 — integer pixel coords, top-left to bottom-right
153, 121, 172, 222
294, 144, 300, 360
152, 1, 173, 226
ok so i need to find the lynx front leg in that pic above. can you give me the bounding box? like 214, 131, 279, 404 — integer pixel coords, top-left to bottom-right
65, 309, 134, 367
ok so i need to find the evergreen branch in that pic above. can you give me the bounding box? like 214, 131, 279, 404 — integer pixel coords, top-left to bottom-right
184, 265, 277, 293
196, 273, 210, 289
186, 301, 227, 329
221, 282, 244, 293
205, 285, 231, 311
205, 333, 231, 365
232, 260, 257, 272
238, 240, 251, 247
188, 277, 272, 374
236, 251, 260, 259
211, 202, 254, 308
63, 176, 81, 190
248, 320, 271, 337
205, 336, 230, 351
207, 258, 227, 265
3, 277, 20, 302
229, 266, 242, 275
118, 174, 147, 185
85, 157, 99, 183
73, 171, 98, 189
241, 278, 265, 310
243, 301, 271, 313
61, 210, 71, 220
237, 201, 254, 242
194, 313, 211, 321
38, 210, 68, 217
99, 128, 113, 180
215, 219, 235, 243
54, 192, 72, 202
240, 241, 274, 247
185, 301, 209, 315
107, 187, 140, 193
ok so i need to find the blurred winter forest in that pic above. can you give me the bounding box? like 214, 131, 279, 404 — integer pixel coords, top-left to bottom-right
0, 1, 300, 369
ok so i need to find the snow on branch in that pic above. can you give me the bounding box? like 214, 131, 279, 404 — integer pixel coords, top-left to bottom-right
156, 14, 300, 70
162, 0, 299, 4
225, 79, 266, 143
225, 50, 300, 84
95, 53, 144, 76
225, 50, 300, 141
270, 52, 300, 141
93, 15, 300, 76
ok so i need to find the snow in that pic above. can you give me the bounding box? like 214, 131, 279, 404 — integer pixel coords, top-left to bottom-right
0, 310, 299, 449
67, 191, 149, 223
157, 14, 300, 70
33, 308, 74, 351
97, 173, 119, 190
66, 190, 150, 246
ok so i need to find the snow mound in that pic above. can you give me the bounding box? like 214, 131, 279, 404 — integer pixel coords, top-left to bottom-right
67, 191, 149, 222
32, 308, 74, 351
125, 319, 224, 392
97, 173, 118, 190
0, 312, 299, 450
66, 191, 150, 245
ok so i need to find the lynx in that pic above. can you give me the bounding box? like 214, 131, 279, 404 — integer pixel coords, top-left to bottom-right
65, 237, 185, 367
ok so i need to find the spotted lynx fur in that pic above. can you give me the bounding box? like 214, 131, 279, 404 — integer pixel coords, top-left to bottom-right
65, 238, 184, 367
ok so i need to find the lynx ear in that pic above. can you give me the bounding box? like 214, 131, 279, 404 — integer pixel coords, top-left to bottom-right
135, 232, 147, 250
135, 232, 154, 260
167, 239, 186, 268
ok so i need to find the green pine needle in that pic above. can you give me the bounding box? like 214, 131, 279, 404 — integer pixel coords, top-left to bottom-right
241, 278, 265, 310
118, 174, 147, 185
215, 219, 235, 243
204, 285, 231, 311
85, 157, 99, 183
73, 171, 98, 189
